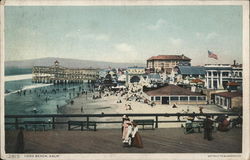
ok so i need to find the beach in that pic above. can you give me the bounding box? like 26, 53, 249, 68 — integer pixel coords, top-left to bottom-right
60, 90, 227, 128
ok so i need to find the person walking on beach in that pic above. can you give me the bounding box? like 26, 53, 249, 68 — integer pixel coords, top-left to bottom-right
199, 106, 204, 114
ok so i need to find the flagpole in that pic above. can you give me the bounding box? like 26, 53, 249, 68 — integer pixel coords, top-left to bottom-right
206, 49, 208, 66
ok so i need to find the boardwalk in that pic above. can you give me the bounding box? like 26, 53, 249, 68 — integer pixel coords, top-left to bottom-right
5, 128, 241, 153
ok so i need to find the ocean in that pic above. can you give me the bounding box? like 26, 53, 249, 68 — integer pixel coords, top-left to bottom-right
5, 78, 91, 115
4, 75, 95, 130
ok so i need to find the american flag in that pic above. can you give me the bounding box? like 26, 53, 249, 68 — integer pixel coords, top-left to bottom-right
208, 50, 218, 60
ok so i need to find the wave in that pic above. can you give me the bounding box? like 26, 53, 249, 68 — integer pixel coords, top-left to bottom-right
5, 74, 33, 82
22, 83, 53, 90
5, 83, 53, 96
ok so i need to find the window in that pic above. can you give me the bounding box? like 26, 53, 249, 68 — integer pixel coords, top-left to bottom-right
155, 96, 160, 101
213, 72, 218, 76
224, 98, 227, 106
151, 97, 154, 101
208, 72, 211, 76
198, 96, 206, 101
222, 72, 229, 77
239, 72, 242, 77
216, 97, 220, 104
190, 97, 197, 101
180, 97, 188, 101
170, 97, 178, 100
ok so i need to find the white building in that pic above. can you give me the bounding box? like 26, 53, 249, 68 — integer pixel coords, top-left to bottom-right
204, 63, 242, 89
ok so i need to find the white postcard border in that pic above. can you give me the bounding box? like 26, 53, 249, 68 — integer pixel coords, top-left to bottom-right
0, 1, 249, 160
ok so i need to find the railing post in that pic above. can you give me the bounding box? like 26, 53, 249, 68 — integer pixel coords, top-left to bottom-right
86, 116, 89, 129
155, 116, 158, 128
15, 118, 18, 130
52, 117, 55, 129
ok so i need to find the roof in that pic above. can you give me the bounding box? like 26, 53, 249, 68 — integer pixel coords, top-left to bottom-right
226, 82, 239, 86
191, 79, 204, 83
176, 66, 205, 75
144, 84, 202, 96
127, 67, 145, 69
205, 67, 232, 70
147, 73, 161, 79
147, 55, 191, 61
215, 92, 242, 98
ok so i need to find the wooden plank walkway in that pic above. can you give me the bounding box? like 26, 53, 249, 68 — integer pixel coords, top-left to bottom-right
5, 128, 242, 153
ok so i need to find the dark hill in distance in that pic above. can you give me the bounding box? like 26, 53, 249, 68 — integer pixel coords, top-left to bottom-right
5, 57, 145, 74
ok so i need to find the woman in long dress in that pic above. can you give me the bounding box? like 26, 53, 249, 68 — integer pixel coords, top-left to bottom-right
122, 116, 131, 140
131, 121, 143, 148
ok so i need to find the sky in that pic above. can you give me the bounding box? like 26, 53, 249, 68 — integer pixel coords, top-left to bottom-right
5, 5, 243, 66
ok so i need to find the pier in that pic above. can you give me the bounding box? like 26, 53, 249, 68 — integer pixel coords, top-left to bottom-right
5, 113, 241, 130
5, 113, 242, 153
5, 128, 241, 153
32, 61, 99, 84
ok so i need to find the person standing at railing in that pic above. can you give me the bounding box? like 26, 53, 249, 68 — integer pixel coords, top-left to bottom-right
203, 116, 213, 141
15, 127, 24, 153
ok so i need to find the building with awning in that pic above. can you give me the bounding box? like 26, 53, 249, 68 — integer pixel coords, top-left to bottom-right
144, 84, 207, 105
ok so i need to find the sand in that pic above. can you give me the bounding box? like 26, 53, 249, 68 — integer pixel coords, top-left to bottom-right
60, 90, 228, 128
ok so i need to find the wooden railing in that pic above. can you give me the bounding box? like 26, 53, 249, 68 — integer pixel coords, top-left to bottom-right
5, 113, 241, 130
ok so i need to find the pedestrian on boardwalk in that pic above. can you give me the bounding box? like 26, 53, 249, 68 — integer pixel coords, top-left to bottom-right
203, 115, 213, 141
121, 115, 128, 133
15, 127, 24, 153
123, 121, 132, 146
131, 121, 143, 148
122, 116, 131, 140
218, 115, 230, 132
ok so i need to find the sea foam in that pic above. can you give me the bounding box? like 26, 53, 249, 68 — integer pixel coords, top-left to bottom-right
5, 83, 53, 96
5, 74, 33, 82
